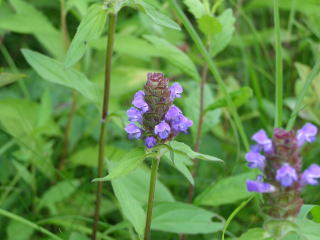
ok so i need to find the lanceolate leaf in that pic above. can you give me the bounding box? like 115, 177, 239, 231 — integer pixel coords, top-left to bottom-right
93, 148, 146, 181
171, 141, 222, 162
182, 0, 206, 19
129, 0, 181, 30
0, 72, 25, 88
65, 4, 107, 67
152, 202, 223, 234
22, 49, 101, 106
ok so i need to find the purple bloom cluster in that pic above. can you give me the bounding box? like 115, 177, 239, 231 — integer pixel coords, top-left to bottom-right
245, 123, 319, 218
124, 73, 192, 148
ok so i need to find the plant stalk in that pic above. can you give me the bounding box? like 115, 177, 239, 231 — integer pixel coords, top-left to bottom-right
170, 0, 250, 151
144, 156, 161, 240
91, 13, 117, 240
274, 0, 283, 128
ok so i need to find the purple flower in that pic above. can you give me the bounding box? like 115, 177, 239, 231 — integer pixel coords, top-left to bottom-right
125, 123, 142, 139
246, 177, 276, 193
170, 83, 183, 101
145, 136, 157, 148
252, 130, 273, 153
171, 114, 193, 133
132, 90, 149, 113
154, 121, 171, 139
297, 123, 318, 147
301, 164, 320, 186
127, 107, 143, 122
276, 164, 298, 187
165, 105, 182, 122
250, 144, 263, 152
245, 151, 265, 170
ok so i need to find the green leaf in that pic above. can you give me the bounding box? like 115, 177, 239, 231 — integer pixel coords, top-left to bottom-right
182, 0, 206, 19
93, 148, 146, 181
238, 228, 271, 240
0, 0, 64, 59
144, 35, 201, 81
311, 206, 320, 223
205, 86, 253, 112
68, 232, 90, 240
211, 9, 236, 56
38, 180, 81, 210
152, 202, 223, 234
65, 4, 107, 67
22, 49, 101, 106
297, 204, 317, 220
171, 141, 222, 162
0, 72, 25, 87
164, 151, 194, 185
12, 161, 33, 186
195, 172, 256, 206
297, 219, 320, 240
198, 15, 222, 38
7, 220, 34, 240
129, 0, 181, 30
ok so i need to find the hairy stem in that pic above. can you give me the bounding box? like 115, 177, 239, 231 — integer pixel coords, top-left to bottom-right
144, 156, 161, 240
170, 0, 249, 151
91, 13, 117, 240
274, 0, 283, 128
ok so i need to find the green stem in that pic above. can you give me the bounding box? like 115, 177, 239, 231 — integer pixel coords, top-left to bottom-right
286, 56, 320, 130
91, 13, 117, 240
274, 0, 283, 128
144, 156, 160, 240
170, 0, 249, 151
0, 208, 63, 240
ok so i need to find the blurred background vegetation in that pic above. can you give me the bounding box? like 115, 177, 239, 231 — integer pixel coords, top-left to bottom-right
0, 0, 320, 239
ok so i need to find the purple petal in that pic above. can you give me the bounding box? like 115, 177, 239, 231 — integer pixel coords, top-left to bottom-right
301, 164, 320, 186
145, 136, 157, 148
170, 83, 183, 101
125, 123, 142, 139
171, 114, 193, 134
276, 164, 298, 187
246, 180, 276, 193
165, 105, 182, 122
154, 121, 171, 139
297, 123, 318, 147
245, 151, 265, 170
127, 107, 143, 122
132, 91, 149, 113
251, 130, 273, 153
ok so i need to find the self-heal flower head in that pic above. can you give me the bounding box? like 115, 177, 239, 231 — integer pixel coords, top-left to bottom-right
276, 164, 298, 187
246, 177, 276, 193
301, 164, 320, 186
125, 123, 142, 139
170, 83, 183, 101
145, 136, 157, 149
127, 107, 142, 122
245, 151, 265, 170
252, 130, 273, 153
297, 123, 318, 147
132, 90, 149, 113
154, 121, 171, 139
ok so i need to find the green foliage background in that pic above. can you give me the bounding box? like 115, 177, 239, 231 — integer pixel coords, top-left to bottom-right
0, 0, 320, 239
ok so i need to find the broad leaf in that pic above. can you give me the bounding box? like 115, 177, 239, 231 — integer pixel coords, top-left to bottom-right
22, 49, 101, 106
129, 0, 181, 30
7, 220, 34, 240
297, 219, 320, 240
182, 0, 206, 19
65, 4, 107, 67
144, 35, 201, 81
205, 86, 253, 112
93, 148, 146, 181
198, 15, 222, 38
171, 141, 222, 162
238, 228, 271, 240
195, 172, 256, 206
211, 9, 235, 56
152, 202, 223, 234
